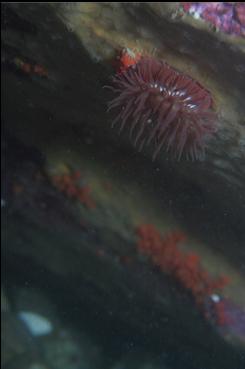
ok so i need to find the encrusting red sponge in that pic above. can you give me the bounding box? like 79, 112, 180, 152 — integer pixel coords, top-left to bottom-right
136, 224, 230, 325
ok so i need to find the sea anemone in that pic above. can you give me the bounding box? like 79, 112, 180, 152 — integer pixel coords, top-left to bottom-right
108, 56, 217, 160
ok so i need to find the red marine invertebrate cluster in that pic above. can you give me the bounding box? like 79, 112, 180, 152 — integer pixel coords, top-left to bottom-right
136, 224, 230, 325
116, 48, 142, 73
108, 54, 217, 160
52, 170, 96, 209
13, 57, 48, 77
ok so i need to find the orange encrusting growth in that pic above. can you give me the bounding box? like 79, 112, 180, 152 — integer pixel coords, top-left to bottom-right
52, 170, 96, 209
136, 224, 230, 324
116, 48, 142, 73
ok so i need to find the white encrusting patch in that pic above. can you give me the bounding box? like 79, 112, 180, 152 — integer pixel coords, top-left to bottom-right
210, 294, 221, 303
18, 311, 53, 336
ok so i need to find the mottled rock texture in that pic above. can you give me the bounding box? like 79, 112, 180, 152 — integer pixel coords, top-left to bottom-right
2, 3, 245, 265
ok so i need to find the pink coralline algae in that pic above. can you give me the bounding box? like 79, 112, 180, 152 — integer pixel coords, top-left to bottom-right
182, 2, 245, 37
219, 299, 245, 337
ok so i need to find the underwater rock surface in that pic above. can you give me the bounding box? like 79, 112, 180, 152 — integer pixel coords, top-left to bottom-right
2, 3, 245, 369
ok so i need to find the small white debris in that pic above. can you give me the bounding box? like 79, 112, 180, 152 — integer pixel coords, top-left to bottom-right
1, 199, 6, 208
18, 311, 53, 336
193, 11, 201, 20
210, 294, 221, 303
187, 103, 197, 109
